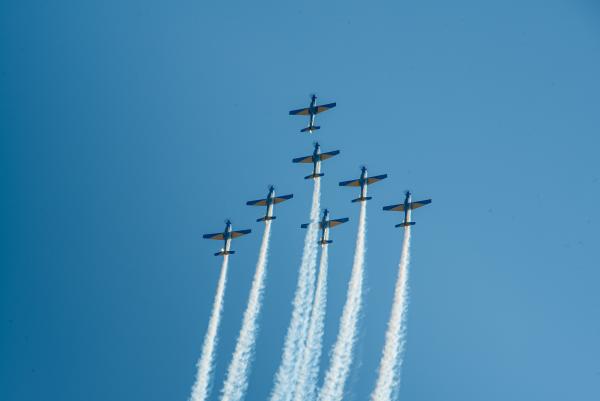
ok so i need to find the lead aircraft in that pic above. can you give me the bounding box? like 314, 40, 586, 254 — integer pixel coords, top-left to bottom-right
339, 166, 388, 202
203, 220, 251, 256
382, 191, 432, 227
246, 185, 293, 222
301, 209, 349, 246
289, 94, 336, 133
292, 142, 340, 179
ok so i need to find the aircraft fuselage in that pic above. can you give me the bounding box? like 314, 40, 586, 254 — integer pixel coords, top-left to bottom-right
359, 168, 369, 200
319, 209, 330, 245
265, 187, 275, 220
403, 192, 412, 224
222, 221, 233, 254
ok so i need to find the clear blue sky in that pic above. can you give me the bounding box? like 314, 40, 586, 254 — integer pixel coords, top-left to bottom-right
1, 1, 599, 400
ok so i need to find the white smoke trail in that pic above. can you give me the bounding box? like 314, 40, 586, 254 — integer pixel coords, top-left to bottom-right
318, 201, 367, 401
220, 221, 273, 401
293, 244, 329, 401
190, 256, 230, 401
370, 222, 412, 401
270, 179, 321, 401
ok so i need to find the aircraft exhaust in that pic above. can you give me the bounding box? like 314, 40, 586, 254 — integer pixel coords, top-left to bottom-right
371, 221, 412, 401
189, 256, 230, 401
221, 221, 273, 401
270, 178, 321, 401
318, 201, 367, 401
293, 244, 329, 401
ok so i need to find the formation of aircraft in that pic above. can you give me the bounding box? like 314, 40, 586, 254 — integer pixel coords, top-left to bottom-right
292, 142, 340, 179
301, 209, 349, 246
203, 220, 252, 256
383, 191, 432, 227
203, 94, 432, 256
289, 94, 337, 134
246, 186, 294, 222
339, 166, 388, 203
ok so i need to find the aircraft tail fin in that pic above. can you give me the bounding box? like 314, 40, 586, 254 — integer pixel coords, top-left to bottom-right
301, 125, 320, 133
215, 250, 236, 256
304, 173, 325, 180
351, 196, 372, 203
395, 222, 415, 228
257, 216, 276, 222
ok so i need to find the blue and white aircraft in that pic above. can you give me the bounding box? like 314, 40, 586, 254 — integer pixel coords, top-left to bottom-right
292, 142, 340, 179
383, 191, 432, 227
246, 186, 293, 222
203, 220, 251, 256
339, 166, 388, 202
289, 94, 336, 133
301, 209, 349, 246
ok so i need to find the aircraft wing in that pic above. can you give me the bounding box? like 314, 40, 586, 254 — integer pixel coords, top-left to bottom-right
289, 107, 310, 116
300, 221, 322, 229
366, 174, 388, 184
231, 229, 251, 238
273, 194, 294, 204
246, 198, 268, 206
410, 199, 432, 209
383, 199, 431, 212
320, 150, 340, 161
292, 155, 315, 163
382, 203, 405, 212
315, 102, 336, 114
339, 179, 361, 187
203, 232, 225, 240
328, 217, 349, 228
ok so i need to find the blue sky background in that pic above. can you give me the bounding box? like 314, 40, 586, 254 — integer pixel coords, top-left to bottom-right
2, 1, 600, 400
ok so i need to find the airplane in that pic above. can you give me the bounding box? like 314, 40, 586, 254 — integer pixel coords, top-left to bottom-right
203, 219, 251, 256
382, 191, 432, 227
339, 166, 388, 202
301, 209, 349, 246
289, 94, 336, 133
246, 185, 293, 222
292, 142, 340, 179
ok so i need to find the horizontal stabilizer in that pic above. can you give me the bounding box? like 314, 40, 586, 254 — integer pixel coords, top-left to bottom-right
305, 173, 325, 180
257, 216, 276, 222
301, 126, 320, 133
319, 239, 333, 245
395, 222, 416, 228
215, 250, 235, 256
351, 196, 372, 203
